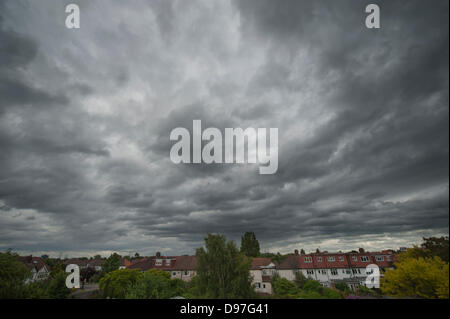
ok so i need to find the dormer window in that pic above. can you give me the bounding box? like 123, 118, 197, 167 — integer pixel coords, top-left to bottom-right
360, 256, 370, 262
155, 259, 162, 266
327, 257, 335, 262
304, 256, 313, 263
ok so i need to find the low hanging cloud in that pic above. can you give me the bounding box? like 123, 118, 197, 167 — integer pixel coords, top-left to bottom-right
0, 0, 448, 257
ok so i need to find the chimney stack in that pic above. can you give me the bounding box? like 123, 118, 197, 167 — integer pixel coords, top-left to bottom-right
294, 249, 299, 255
156, 252, 161, 258
359, 248, 365, 253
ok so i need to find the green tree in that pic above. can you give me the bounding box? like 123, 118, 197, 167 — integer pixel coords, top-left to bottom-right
240, 232, 260, 257
260, 252, 287, 264
49, 261, 64, 278
183, 275, 203, 298
421, 236, 449, 263
271, 274, 341, 299
23, 281, 49, 299
81, 267, 97, 283
101, 253, 121, 275
0, 251, 31, 298
381, 256, 449, 299
303, 279, 321, 291
302, 279, 341, 299
196, 234, 255, 298
126, 269, 185, 299
46, 271, 71, 299
271, 276, 300, 298
334, 282, 351, 295
99, 269, 142, 298
320, 287, 341, 299
294, 271, 307, 289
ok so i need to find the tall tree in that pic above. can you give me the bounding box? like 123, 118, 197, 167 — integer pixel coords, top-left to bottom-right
47, 271, 71, 299
0, 251, 30, 298
196, 234, 255, 298
421, 236, 449, 263
102, 253, 121, 274
240, 232, 260, 257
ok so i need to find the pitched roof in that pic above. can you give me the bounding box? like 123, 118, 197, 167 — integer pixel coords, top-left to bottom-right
18, 256, 49, 272
250, 257, 274, 270
277, 255, 301, 269
126, 255, 197, 271
276, 251, 396, 270
127, 258, 153, 271
63, 258, 104, 268
172, 256, 196, 270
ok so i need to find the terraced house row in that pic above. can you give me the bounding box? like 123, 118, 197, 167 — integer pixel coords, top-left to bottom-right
125, 249, 398, 295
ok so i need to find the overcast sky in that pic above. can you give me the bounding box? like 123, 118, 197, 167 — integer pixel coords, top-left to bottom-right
0, 0, 448, 258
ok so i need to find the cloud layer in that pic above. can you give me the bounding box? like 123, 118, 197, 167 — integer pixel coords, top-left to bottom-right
0, 0, 448, 257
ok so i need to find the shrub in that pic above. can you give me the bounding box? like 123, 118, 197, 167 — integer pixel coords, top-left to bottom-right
126, 269, 186, 299
99, 269, 142, 298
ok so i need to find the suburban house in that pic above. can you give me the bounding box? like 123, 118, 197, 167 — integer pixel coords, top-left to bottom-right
18, 256, 50, 283
170, 255, 197, 281
277, 249, 397, 291
250, 257, 276, 295
127, 252, 196, 281
63, 258, 105, 271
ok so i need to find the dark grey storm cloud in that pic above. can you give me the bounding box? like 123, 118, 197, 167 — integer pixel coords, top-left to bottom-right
0, 0, 448, 257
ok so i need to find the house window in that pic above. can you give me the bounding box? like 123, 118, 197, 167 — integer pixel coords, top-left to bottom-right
376, 256, 384, 261
327, 257, 335, 262
331, 269, 338, 276
165, 259, 171, 266
307, 270, 314, 275
317, 257, 322, 262
255, 283, 261, 288
304, 257, 313, 263
360, 256, 370, 262
352, 256, 357, 262
339, 256, 344, 262
366, 268, 374, 275
352, 269, 357, 274
155, 259, 162, 266
322, 270, 327, 275
184, 271, 189, 276
342, 270, 346, 274
172, 272, 176, 276
263, 284, 266, 289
